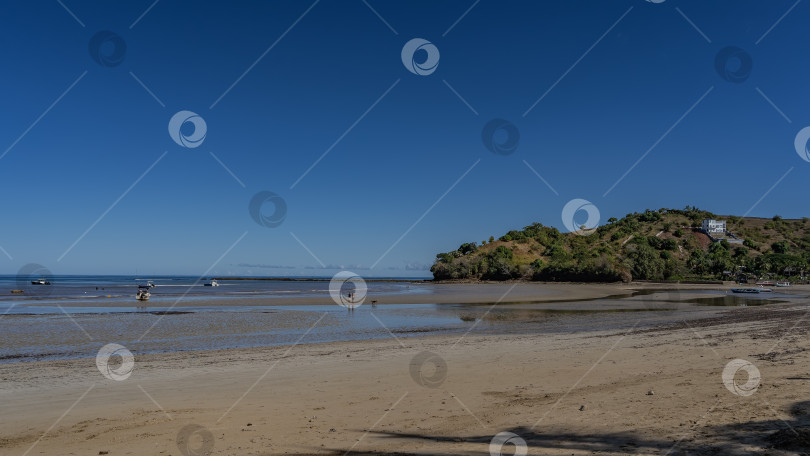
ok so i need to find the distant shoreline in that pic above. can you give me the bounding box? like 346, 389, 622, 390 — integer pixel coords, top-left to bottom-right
211, 276, 431, 283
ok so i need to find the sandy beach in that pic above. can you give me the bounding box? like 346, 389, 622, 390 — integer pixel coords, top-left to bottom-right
4, 0, 808, 454
2, 285, 810, 455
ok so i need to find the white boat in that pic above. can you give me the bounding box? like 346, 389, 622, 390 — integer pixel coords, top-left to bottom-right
776, 281, 791, 287
136, 287, 151, 301
30, 279, 50, 285
204, 279, 219, 287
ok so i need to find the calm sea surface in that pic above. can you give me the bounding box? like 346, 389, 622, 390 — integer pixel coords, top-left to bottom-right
0, 274, 427, 304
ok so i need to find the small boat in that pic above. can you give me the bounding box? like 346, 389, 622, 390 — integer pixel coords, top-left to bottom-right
136, 287, 151, 301
204, 279, 219, 287
731, 288, 761, 294
776, 281, 791, 287
30, 279, 50, 285
147, 281, 156, 288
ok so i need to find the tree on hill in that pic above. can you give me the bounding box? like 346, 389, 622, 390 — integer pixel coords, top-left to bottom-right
771, 241, 789, 254
626, 244, 664, 280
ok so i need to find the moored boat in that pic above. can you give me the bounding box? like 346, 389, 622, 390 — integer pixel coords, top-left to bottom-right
136, 286, 151, 301
204, 279, 219, 287
731, 288, 761, 294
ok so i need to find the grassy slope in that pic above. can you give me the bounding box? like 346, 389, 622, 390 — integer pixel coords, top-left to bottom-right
430, 208, 810, 282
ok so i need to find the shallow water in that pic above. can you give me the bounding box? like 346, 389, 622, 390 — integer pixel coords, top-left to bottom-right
0, 275, 428, 303
0, 304, 465, 363
0, 303, 665, 364
687, 295, 788, 306
0, 283, 803, 364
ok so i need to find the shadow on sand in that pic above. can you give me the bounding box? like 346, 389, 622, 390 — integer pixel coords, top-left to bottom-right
281, 400, 810, 455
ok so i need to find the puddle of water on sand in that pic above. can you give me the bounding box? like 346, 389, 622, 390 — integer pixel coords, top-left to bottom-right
456, 307, 677, 324
687, 296, 789, 307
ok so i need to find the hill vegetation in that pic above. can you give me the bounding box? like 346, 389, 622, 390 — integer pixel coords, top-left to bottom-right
430, 207, 810, 283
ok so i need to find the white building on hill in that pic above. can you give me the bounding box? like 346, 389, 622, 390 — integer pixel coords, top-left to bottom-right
702, 219, 726, 234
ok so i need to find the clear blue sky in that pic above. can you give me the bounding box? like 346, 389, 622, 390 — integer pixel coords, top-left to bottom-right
1, 0, 808, 277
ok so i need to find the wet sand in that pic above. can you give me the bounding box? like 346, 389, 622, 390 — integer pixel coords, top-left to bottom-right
16, 281, 761, 308
4, 282, 799, 364
2, 286, 810, 455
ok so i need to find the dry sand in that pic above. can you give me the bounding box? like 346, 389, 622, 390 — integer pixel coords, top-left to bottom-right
2, 292, 810, 455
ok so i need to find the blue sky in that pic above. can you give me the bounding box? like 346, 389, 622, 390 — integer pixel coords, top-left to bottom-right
1, 0, 808, 277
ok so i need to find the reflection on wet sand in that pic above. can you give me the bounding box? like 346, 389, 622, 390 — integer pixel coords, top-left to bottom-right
0, 288, 803, 364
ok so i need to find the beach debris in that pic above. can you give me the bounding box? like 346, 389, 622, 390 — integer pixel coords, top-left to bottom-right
329, 428, 336, 432
647, 390, 655, 396
99, 452, 109, 455
579, 405, 586, 411
246, 423, 252, 426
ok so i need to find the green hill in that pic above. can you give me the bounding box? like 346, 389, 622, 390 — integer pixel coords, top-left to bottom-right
430, 207, 810, 283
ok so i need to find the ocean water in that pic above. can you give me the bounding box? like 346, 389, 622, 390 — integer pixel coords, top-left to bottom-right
0, 275, 429, 306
